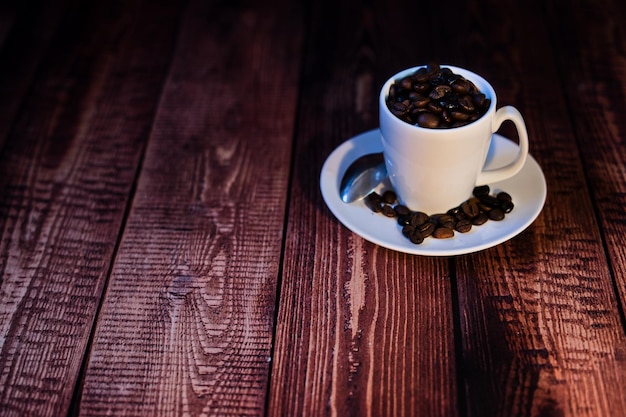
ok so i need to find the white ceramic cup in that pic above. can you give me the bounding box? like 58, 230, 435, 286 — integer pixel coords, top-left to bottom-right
379, 65, 529, 214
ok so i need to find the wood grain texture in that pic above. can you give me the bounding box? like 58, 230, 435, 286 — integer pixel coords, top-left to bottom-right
547, 0, 626, 321
0, 1, 183, 415
443, 0, 626, 416
77, 0, 304, 415
270, 235, 457, 417
1, 0, 626, 415
267, 1, 458, 416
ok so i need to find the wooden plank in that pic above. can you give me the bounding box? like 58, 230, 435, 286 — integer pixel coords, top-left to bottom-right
267, 1, 459, 416
0, 1, 184, 415
76, 0, 304, 415
547, 0, 626, 321
0, 0, 71, 150
270, 242, 457, 417
444, 0, 626, 415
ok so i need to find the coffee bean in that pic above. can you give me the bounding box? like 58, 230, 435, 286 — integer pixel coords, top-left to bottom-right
441, 109, 453, 124
477, 194, 502, 207
417, 221, 435, 238
497, 191, 512, 202
501, 200, 514, 213
427, 101, 443, 113
433, 227, 454, 239
461, 200, 480, 218
451, 78, 471, 94
457, 95, 475, 112
365, 192, 382, 213
429, 85, 452, 100
410, 211, 430, 227
403, 76, 415, 89
410, 107, 429, 120
433, 214, 456, 229
488, 208, 505, 221
382, 205, 396, 217
471, 92, 487, 107
451, 111, 470, 121
382, 190, 397, 204
413, 81, 430, 91
414, 67, 431, 82
409, 232, 424, 244
455, 219, 472, 233
402, 225, 415, 236
394, 204, 411, 217
472, 212, 489, 225
410, 93, 431, 107
473, 185, 490, 195
426, 62, 440, 75
417, 112, 440, 128
398, 215, 411, 226
447, 206, 465, 221
442, 98, 459, 111
388, 84, 398, 99
389, 101, 408, 117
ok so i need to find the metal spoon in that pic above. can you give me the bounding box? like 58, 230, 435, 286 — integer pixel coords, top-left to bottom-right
340, 152, 387, 203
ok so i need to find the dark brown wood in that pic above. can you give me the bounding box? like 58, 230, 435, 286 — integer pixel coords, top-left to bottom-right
444, 0, 626, 416
547, 0, 626, 316
0, 1, 184, 415
267, 1, 458, 416
270, 243, 457, 417
75, 0, 304, 415
1, 0, 626, 416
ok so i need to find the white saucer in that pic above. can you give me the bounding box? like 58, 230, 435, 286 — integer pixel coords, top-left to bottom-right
320, 129, 546, 256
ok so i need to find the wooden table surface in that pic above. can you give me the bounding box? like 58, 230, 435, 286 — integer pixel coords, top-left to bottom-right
2, 0, 626, 416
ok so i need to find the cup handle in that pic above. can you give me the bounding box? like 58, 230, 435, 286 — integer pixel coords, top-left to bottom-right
475, 106, 529, 185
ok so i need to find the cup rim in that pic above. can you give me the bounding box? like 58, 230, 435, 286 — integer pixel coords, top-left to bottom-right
380, 64, 497, 132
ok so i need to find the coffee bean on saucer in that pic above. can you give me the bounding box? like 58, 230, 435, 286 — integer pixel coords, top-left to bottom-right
497, 191, 512, 202
433, 227, 454, 239
455, 219, 472, 233
473, 185, 490, 196
365, 192, 383, 213
488, 207, 505, 221
383, 190, 397, 204
417, 221, 435, 238
409, 233, 424, 245
410, 211, 430, 227
394, 204, 411, 217
477, 194, 502, 207
461, 200, 480, 218
382, 205, 396, 217
472, 212, 489, 225
433, 214, 455, 229
501, 200, 514, 213
397, 216, 409, 226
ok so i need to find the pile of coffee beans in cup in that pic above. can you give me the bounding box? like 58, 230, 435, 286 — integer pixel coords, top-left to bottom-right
364, 185, 514, 245
386, 63, 491, 128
